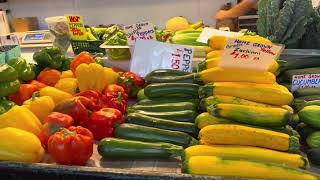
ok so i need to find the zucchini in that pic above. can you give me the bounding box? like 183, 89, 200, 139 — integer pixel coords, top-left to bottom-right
127, 110, 198, 122
307, 131, 320, 148
281, 58, 320, 71
115, 123, 199, 148
305, 100, 320, 107
137, 89, 147, 101
183, 145, 308, 169
307, 148, 320, 166
182, 156, 317, 180
294, 87, 320, 98
137, 98, 199, 106
129, 102, 197, 112
283, 67, 320, 82
145, 69, 191, 78
298, 105, 320, 129
199, 124, 300, 153
98, 137, 183, 158
126, 113, 198, 136
208, 104, 292, 128
295, 95, 320, 101
145, 73, 195, 84
144, 83, 199, 98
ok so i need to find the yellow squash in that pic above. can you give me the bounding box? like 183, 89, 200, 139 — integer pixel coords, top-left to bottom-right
208, 35, 272, 50
0, 127, 44, 163
183, 156, 317, 180
195, 112, 233, 129
206, 50, 223, 59
0, 106, 42, 135
196, 67, 276, 84
208, 104, 292, 127
184, 145, 308, 168
199, 124, 300, 153
23, 96, 55, 124
39, 86, 73, 104
198, 82, 293, 106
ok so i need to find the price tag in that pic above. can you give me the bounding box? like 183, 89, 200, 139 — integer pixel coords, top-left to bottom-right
124, 21, 156, 45
130, 39, 193, 77
0, 34, 19, 46
65, 15, 87, 40
220, 38, 284, 71
292, 74, 320, 92
197, 28, 243, 43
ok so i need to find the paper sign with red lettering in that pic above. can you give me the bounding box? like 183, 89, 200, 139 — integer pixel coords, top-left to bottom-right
220, 38, 284, 71
124, 21, 156, 45
130, 39, 193, 77
292, 74, 320, 92
65, 15, 87, 40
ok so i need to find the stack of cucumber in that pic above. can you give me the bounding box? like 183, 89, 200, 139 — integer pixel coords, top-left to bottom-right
98, 69, 201, 159
181, 35, 318, 179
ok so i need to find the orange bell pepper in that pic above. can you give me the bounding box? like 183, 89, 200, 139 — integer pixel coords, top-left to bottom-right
37, 68, 61, 86
70, 51, 95, 74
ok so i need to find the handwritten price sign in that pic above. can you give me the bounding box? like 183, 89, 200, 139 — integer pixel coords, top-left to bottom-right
220, 38, 284, 71
130, 40, 193, 77
124, 21, 156, 45
292, 74, 320, 92
65, 15, 87, 40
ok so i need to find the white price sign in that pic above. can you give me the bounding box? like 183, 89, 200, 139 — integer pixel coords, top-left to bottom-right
130, 39, 193, 77
220, 38, 284, 71
292, 74, 320, 92
124, 21, 156, 45
197, 28, 243, 43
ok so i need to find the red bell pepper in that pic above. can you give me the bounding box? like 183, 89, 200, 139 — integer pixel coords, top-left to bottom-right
103, 84, 128, 102
70, 51, 95, 74
38, 112, 74, 149
53, 96, 96, 126
76, 90, 108, 111
8, 84, 39, 105
30, 80, 47, 89
87, 108, 124, 140
117, 71, 145, 98
48, 126, 94, 165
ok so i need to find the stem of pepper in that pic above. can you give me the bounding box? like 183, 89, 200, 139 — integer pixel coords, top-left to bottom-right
32, 91, 40, 101
63, 129, 77, 137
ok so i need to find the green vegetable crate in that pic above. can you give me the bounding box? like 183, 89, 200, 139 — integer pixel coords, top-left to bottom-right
71, 40, 106, 55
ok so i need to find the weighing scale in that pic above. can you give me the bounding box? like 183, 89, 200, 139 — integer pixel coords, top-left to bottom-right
21, 30, 53, 45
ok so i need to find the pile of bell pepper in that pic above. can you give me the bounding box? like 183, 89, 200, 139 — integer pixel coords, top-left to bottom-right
0, 47, 145, 165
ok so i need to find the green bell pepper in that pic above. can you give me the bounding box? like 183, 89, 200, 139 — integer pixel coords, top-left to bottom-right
0, 64, 20, 98
33, 47, 64, 69
0, 98, 15, 115
59, 57, 73, 71
7, 57, 36, 82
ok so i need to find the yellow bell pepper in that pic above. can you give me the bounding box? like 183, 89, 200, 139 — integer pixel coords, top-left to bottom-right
54, 78, 78, 95
104, 67, 119, 85
76, 63, 118, 92
23, 96, 55, 124
60, 70, 74, 79
0, 127, 45, 163
39, 86, 73, 104
0, 106, 42, 135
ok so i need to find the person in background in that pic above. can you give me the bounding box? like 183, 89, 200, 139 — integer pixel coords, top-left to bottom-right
215, 0, 258, 20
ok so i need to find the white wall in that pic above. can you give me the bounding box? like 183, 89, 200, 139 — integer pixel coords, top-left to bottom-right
8, 0, 236, 29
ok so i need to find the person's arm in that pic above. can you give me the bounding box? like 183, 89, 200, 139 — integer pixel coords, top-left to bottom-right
215, 0, 258, 20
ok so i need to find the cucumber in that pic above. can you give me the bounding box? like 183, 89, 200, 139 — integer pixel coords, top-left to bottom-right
137, 98, 200, 106
283, 67, 320, 82
129, 102, 197, 112
144, 83, 199, 98
296, 123, 317, 144
98, 137, 183, 158
307, 148, 320, 165
115, 123, 199, 148
295, 100, 320, 112
295, 95, 320, 101
126, 113, 198, 136
294, 87, 320, 97
307, 131, 320, 148
145, 73, 195, 84
298, 105, 320, 128
127, 110, 198, 122
305, 100, 320, 106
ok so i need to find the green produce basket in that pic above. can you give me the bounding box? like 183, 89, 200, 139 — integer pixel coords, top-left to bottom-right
5, 45, 21, 62
71, 40, 106, 55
